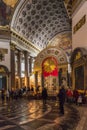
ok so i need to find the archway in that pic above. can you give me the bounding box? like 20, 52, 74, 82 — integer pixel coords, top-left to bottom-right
34, 46, 68, 95
71, 47, 87, 91
42, 57, 58, 94
0, 65, 9, 90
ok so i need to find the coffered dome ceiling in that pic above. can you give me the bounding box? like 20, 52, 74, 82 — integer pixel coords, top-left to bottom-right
11, 0, 71, 50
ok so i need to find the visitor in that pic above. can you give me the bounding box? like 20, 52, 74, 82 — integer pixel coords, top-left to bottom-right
77, 93, 82, 106
66, 88, 73, 103
73, 88, 79, 105
6, 89, 10, 101
57, 85, 66, 115
41, 87, 48, 105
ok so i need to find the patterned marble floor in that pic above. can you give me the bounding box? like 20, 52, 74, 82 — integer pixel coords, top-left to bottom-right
0, 98, 82, 130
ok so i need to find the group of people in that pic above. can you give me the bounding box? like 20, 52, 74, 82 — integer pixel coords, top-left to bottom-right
41, 86, 66, 115
58, 86, 87, 115
66, 88, 86, 105
0, 86, 32, 102
1, 86, 86, 116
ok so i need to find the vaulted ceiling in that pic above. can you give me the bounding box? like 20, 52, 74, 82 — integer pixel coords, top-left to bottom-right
11, 0, 71, 50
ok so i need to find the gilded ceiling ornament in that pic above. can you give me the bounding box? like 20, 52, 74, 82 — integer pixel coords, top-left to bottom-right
43, 58, 56, 73
3, 0, 18, 7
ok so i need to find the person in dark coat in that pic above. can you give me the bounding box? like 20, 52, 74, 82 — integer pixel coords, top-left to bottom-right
58, 85, 66, 115
42, 87, 48, 105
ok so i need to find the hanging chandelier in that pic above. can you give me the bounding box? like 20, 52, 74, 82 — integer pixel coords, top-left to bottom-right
3, 0, 18, 7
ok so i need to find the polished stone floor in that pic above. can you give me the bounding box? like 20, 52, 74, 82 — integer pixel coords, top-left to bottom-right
0, 98, 86, 130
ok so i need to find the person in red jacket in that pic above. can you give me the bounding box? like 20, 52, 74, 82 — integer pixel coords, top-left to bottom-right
66, 88, 73, 103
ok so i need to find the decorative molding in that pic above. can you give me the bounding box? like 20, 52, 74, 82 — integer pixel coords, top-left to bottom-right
73, 15, 86, 34
0, 26, 11, 40
11, 29, 40, 57
11, 28, 40, 52
72, 0, 86, 16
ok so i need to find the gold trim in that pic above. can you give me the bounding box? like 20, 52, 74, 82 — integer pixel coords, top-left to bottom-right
73, 15, 86, 34
11, 28, 41, 52
3, 0, 18, 7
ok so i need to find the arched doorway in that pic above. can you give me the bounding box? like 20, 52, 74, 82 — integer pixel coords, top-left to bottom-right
42, 57, 58, 95
34, 46, 68, 95
71, 47, 87, 92
0, 65, 9, 90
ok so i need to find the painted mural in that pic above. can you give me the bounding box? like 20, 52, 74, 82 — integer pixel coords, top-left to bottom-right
0, 0, 18, 26
48, 33, 72, 57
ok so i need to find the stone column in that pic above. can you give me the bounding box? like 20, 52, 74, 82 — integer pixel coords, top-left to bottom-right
35, 71, 38, 88
10, 43, 15, 90
72, 65, 75, 90
67, 71, 71, 87
24, 51, 29, 87
29, 56, 32, 74
84, 58, 87, 90
58, 68, 62, 87
17, 50, 22, 88
41, 72, 44, 88
67, 63, 72, 88
29, 56, 32, 87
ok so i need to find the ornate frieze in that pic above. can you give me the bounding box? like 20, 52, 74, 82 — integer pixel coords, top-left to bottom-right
11, 29, 40, 56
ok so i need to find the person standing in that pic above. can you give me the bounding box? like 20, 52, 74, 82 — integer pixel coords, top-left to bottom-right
41, 87, 48, 105
58, 85, 66, 115
73, 88, 79, 105
6, 89, 10, 101
66, 88, 73, 103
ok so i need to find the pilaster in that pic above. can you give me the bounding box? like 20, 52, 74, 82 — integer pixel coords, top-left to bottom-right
10, 43, 16, 90
24, 51, 29, 87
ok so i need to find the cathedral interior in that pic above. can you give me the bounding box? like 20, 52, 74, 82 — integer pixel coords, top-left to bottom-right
0, 0, 72, 92
0, 0, 87, 130
0, 0, 87, 94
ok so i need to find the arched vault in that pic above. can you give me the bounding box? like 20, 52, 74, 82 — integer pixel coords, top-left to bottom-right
11, 0, 71, 50
34, 46, 68, 72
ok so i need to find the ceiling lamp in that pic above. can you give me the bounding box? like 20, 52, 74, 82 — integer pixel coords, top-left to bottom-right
3, 0, 18, 7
